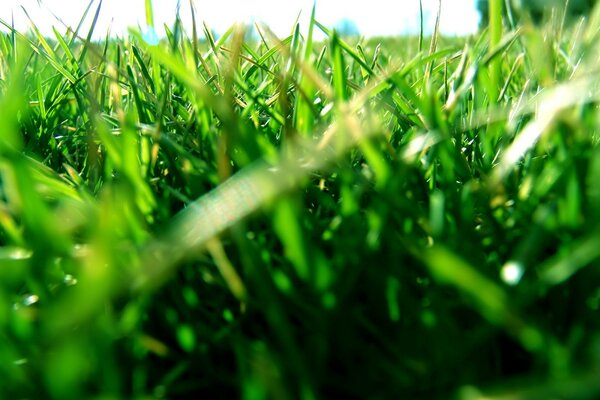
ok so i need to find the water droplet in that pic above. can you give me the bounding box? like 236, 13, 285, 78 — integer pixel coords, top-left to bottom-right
64, 274, 78, 286
501, 261, 524, 286
22, 294, 39, 306
3, 247, 32, 260
320, 103, 334, 117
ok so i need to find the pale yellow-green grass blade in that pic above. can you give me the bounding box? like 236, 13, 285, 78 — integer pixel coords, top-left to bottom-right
491, 75, 600, 184
144, 0, 154, 28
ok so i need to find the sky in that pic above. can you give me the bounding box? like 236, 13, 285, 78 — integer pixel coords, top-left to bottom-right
0, 0, 481, 39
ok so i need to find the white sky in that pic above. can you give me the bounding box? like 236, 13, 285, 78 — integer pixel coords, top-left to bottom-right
0, 0, 481, 39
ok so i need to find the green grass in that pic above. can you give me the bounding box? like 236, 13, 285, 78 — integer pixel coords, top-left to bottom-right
1, 1, 600, 398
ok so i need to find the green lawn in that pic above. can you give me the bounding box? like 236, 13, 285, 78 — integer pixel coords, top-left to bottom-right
1, 2, 600, 399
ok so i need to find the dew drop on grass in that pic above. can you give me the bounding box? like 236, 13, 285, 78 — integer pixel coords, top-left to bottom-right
500, 261, 524, 286
63, 274, 78, 286
23, 294, 39, 307
4, 247, 32, 260
320, 103, 333, 117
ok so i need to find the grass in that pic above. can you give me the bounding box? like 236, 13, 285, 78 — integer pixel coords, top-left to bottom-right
1, 1, 600, 398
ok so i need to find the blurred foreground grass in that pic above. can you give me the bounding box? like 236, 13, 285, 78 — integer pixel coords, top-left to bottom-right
1, 1, 600, 399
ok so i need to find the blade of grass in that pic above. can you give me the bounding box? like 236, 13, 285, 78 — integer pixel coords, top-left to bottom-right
144, 0, 154, 28
488, 0, 503, 103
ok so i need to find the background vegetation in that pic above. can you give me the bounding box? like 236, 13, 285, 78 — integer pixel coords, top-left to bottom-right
476, 0, 597, 27
1, 1, 600, 398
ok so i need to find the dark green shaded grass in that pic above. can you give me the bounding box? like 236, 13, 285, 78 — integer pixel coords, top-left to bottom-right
1, 2, 600, 399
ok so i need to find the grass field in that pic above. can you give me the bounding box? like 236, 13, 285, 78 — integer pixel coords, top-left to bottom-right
1, 1, 600, 398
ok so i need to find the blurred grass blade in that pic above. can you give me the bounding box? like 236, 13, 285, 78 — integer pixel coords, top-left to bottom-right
206, 238, 247, 301
144, 0, 154, 28
487, 0, 503, 103
492, 75, 600, 183
422, 245, 546, 352
422, 246, 510, 324
539, 231, 600, 285
461, 370, 600, 400
273, 197, 310, 281
330, 31, 348, 101
19, 7, 77, 84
